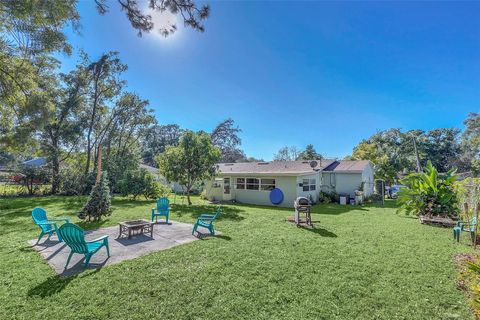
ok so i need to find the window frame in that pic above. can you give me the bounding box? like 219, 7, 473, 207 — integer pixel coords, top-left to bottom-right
302, 178, 316, 191
260, 178, 276, 191
246, 177, 260, 190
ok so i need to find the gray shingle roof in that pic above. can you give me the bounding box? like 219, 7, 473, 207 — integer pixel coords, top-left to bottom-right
323, 160, 371, 173
216, 160, 370, 175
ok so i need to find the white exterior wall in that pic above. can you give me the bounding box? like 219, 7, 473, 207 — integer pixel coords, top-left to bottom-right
205, 175, 299, 207
232, 176, 298, 207
204, 179, 223, 201
334, 173, 363, 198
296, 172, 321, 203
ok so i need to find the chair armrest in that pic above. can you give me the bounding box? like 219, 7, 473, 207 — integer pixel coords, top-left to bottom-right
37, 221, 57, 226
50, 217, 70, 223
198, 217, 216, 221
87, 235, 109, 243
199, 214, 215, 219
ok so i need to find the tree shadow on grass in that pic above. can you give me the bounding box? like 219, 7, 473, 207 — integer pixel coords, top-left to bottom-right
77, 218, 109, 230
310, 204, 369, 215
172, 204, 245, 221
299, 226, 338, 237
27, 269, 100, 298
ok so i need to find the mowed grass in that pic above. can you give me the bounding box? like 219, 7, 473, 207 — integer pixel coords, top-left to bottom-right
0, 196, 474, 319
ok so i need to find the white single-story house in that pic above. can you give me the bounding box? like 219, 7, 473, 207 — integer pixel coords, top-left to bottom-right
204, 160, 374, 207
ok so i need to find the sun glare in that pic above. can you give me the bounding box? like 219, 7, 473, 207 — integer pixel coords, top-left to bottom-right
147, 8, 180, 42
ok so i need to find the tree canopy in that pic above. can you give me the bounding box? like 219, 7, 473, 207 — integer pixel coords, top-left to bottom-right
156, 130, 220, 205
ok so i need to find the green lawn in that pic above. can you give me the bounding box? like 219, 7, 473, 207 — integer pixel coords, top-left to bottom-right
0, 196, 474, 319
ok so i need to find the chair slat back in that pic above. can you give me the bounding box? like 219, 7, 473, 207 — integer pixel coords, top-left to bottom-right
212, 207, 222, 220
32, 207, 52, 232
156, 198, 169, 212
58, 223, 88, 253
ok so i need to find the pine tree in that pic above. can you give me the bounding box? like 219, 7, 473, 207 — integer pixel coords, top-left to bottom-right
80, 172, 112, 221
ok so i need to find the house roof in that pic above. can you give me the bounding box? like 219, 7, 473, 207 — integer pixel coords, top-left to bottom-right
216, 160, 370, 176
323, 160, 371, 173
22, 157, 46, 167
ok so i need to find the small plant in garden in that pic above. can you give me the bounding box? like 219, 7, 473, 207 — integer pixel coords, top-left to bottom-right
79, 172, 112, 221
396, 160, 458, 218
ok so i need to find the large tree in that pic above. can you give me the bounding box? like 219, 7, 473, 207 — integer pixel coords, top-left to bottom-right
76, 52, 127, 175
297, 144, 323, 160
157, 130, 220, 205
462, 113, 480, 174
40, 72, 85, 194
211, 118, 245, 163
142, 124, 184, 166
94, 0, 210, 37
273, 146, 300, 161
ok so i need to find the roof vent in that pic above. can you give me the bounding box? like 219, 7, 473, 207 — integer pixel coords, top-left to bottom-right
258, 162, 269, 165
309, 160, 318, 168
224, 163, 234, 166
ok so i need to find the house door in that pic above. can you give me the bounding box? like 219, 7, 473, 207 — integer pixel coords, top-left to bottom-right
223, 177, 231, 201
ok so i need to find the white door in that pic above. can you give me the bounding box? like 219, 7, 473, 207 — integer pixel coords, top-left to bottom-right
223, 177, 232, 201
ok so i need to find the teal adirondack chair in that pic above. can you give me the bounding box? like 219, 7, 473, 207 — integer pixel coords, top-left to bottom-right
152, 197, 170, 224
454, 216, 478, 242
32, 207, 70, 243
192, 207, 222, 236
57, 223, 110, 270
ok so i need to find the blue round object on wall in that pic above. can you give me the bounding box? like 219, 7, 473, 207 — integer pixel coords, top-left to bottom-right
270, 188, 284, 205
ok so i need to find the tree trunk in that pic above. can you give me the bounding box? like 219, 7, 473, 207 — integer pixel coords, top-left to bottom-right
51, 152, 60, 194
186, 185, 192, 205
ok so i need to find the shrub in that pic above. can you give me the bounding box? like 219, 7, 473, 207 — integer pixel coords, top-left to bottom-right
454, 178, 480, 225
319, 191, 337, 204
79, 172, 112, 221
118, 168, 170, 200
397, 160, 458, 218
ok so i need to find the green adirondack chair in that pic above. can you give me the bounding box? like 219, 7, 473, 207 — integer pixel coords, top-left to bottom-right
57, 223, 110, 270
152, 197, 170, 224
32, 207, 70, 243
192, 207, 222, 236
454, 216, 478, 242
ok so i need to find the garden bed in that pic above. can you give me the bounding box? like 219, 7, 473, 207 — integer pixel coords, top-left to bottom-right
419, 215, 457, 228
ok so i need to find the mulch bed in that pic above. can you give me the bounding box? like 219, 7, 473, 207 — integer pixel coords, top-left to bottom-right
419, 215, 458, 228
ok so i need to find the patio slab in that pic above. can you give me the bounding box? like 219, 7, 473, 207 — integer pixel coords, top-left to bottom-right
29, 220, 217, 277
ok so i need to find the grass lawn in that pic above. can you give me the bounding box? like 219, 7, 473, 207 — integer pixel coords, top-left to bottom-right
0, 196, 474, 319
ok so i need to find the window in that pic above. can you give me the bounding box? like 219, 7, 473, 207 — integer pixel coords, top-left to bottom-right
212, 178, 222, 188
236, 178, 245, 189
302, 178, 316, 191
261, 178, 276, 191
246, 178, 260, 190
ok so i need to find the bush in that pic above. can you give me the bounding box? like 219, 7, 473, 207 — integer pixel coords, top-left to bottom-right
118, 168, 170, 200
455, 177, 480, 223
319, 191, 337, 204
397, 160, 458, 218
79, 172, 112, 221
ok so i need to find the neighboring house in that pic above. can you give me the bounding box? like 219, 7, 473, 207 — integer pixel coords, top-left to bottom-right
204, 160, 374, 207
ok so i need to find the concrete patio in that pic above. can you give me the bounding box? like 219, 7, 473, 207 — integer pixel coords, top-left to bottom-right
29, 220, 216, 277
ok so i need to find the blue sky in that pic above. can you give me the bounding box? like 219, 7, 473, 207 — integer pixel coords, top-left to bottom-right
59, 1, 480, 160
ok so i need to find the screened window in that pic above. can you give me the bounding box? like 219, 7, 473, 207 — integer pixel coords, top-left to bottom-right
236, 178, 245, 189
302, 179, 316, 191
261, 178, 276, 191
246, 178, 260, 190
